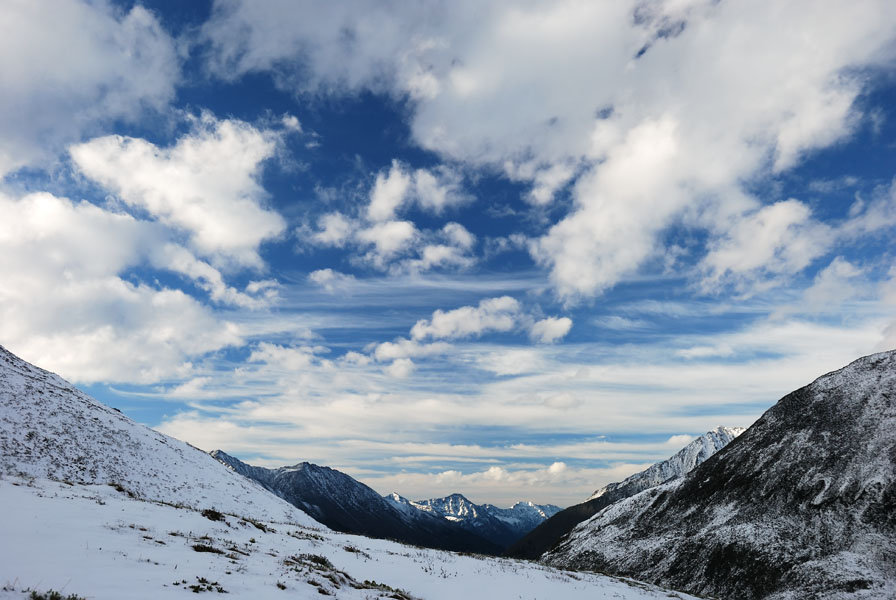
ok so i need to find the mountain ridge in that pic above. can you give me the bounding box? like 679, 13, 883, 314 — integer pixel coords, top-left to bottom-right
543, 349, 896, 600
506, 425, 743, 559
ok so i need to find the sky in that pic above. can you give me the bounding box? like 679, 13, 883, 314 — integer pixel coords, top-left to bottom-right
1, 0, 896, 507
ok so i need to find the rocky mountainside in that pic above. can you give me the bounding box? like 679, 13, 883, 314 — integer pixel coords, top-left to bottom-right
0, 344, 317, 526
212, 450, 503, 554
544, 350, 896, 600
506, 426, 743, 559
387, 492, 561, 549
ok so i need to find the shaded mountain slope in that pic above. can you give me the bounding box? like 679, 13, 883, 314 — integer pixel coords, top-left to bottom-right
544, 350, 896, 600
506, 426, 743, 559
212, 450, 502, 554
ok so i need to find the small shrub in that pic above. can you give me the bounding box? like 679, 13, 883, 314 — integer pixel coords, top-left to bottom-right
192, 543, 224, 554
298, 553, 333, 569
187, 576, 227, 594
28, 591, 85, 600
201, 508, 224, 522
276, 582, 286, 590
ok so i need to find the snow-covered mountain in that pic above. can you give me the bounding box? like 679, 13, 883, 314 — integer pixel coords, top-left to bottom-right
506, 426, 743, 560
544, 350, 896, 600
385, 492, 561, 549
211, 450, 500, 553
484, 500, 563, 534
589, 426, 745, 501
0, 344, 317, 527
0, 343, 701, 599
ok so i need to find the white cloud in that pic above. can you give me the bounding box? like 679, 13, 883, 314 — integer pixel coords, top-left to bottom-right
529, 316, 573, 344
477, 349, 544, 376
367, 161, 413, 222
0, 0, 178, 176
700, 199, 832, 294
372, 339, 452, 362
666, 434, 695, 447
357, 220, 419, 267
801, 257, 866, 312
0, 191, 243, 383
386, 358, 415, 379
311, 212, 356, 247
310, 212, 476, 274
70, 113, 286, 268
410, 296, 522, 340
367, 160, 469, 222
203, 0, 896, 300
308, 268, 357, 293
249, 342, 325, 372
154, 244, 278, 308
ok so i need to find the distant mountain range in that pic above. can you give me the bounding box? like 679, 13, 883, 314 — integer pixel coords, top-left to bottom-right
385, 491, 560, 549
506, 426, 744, 560
211, 450, 560, 554
543, 351, 896, 600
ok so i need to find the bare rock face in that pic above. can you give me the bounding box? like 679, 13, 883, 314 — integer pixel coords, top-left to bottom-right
544, 350, 896, 600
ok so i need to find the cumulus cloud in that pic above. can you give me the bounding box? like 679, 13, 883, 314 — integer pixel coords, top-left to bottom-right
356, 220, 419, 267
0, 0, 178, 176
311, 212, 356, 247
411, 296, 522, 340
368, 160, 469, 222
700, 199, 832, 294
307, 212, 476, 274
386, 358, 415, 378
529, 316, 573, 344
70, 113, 286, 268
0, 191, 242, 383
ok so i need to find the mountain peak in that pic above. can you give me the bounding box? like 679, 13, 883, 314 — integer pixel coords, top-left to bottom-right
589, 425, 745, 501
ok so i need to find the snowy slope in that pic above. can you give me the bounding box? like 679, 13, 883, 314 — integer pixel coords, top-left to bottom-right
544, 350, 896, 600
0, 345, 317, 527
506, 426, 743, 560
0, 477, 704, 600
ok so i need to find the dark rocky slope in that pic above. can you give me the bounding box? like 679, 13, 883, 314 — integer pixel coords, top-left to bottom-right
544, 350, 896, 600
507, 426, 742, 560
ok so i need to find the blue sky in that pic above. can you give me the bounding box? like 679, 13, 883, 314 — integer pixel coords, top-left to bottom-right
2, 0, 896, 506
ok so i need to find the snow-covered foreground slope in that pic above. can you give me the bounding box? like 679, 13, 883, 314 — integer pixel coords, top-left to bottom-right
544, 350, 896, 600
0, 345, 317, 527
0, 477, 703, 600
